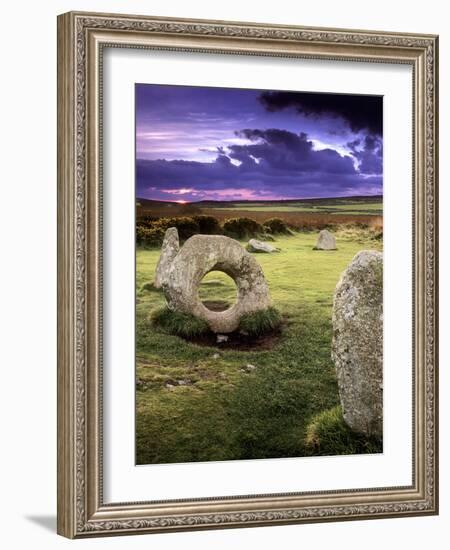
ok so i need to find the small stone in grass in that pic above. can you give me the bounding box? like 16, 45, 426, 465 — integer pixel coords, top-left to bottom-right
240, 363, 257, 373
177, 379, 192, 386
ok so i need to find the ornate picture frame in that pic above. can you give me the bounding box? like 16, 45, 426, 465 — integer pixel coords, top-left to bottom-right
57, 11, 438, 538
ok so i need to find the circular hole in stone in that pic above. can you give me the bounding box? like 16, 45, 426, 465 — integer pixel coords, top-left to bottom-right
198, 271, 238, 312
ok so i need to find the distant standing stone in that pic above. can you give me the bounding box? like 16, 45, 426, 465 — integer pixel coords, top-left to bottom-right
314, 229, 337, 250
247, 239, 280, 253
154, 227, 179, 289
332, 250, 383, 438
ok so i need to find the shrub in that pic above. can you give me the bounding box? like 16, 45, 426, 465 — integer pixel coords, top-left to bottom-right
304, 405, 382, 456
137, 216, 200, 244
239, 307, 282, 337
263, 217, 290, 235
151, 307, 210, 338
163, 216, 199, 241
222, 217, 263, 240
335, 224, 383, 243
192, 215, 222, 235
370, 227, 383, 241
136, 225, 165, 248
137, 215, 159, 227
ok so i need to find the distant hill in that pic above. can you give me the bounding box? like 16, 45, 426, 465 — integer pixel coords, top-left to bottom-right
137, 195, 382, 208
136, 198, 202, 217
136, 195, 382, 218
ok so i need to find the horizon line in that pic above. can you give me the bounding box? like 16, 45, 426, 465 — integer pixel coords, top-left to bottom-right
136, 193, 383, 204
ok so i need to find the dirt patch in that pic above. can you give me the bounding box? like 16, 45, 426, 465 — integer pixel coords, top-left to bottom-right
180, 325, 284, 351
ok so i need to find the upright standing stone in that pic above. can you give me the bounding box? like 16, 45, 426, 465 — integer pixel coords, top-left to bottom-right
314, 229, 337, 250
154, 227, 179, 289
332, 250, 383, 438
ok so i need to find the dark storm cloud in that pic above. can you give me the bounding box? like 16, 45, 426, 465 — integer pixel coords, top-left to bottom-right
228, 129, 355, 174
136, 128, 381, 199
347, 135, 383, 175
135, 84, 383, 200
259, 91, 383, 136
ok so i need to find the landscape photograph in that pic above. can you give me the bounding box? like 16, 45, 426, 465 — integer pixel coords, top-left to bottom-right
135, 83, 383, 465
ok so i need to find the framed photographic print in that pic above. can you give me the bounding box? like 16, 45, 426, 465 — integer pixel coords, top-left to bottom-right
57, 11, 439, 538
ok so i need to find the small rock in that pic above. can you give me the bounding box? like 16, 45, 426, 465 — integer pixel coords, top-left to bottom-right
240, 363, 257, 373
177, 379, 193, 386
216, 334, 229, 343
247, 239, 280, 254
212, 353, 220, 360
165, 378, 193, 388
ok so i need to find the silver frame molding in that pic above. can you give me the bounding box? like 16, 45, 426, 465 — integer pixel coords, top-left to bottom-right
57, 11, 439, 538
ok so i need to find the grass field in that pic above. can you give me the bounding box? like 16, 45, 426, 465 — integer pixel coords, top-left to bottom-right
210, 202, 382, 215
136, 228, 383, 465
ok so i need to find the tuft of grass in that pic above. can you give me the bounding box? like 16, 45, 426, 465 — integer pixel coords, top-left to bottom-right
305, 405, 382, 456
238, 307, 282, 337
260, 232, 276, 242
151, 307, 210, 339
140, 281, 159, 293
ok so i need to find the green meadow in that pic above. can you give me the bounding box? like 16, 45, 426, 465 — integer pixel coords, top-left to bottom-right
136, 229, 382, 465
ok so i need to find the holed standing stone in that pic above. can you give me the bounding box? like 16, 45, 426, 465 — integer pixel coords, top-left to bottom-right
163, 235, 272, 333
332, 250, 383, 438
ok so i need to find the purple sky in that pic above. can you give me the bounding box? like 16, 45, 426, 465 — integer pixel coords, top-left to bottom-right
136, 84, 382, 202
